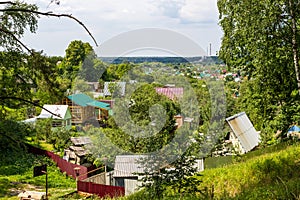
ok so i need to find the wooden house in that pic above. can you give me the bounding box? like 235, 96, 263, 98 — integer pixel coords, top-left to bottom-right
62, 93, 110, 125
37, 105, 72, 130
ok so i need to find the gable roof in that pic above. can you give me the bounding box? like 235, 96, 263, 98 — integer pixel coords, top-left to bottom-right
37, 105, 70, 119
155, 87, 183, 100
113, 155, 146, 178
68, 93, 110, 109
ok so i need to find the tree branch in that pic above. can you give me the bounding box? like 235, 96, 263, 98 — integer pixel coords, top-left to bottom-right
0, 27, 32, 52
0, 96, 62, 118
0, 8, 99, 47
0, 1, 16, 5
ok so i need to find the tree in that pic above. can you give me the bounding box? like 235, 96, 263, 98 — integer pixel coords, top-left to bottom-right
218, 0, 299, 92
217, 0, 300, 137
0, 1, 97, 118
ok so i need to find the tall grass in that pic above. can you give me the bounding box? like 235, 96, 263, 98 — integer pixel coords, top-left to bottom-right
200, 142, 300, 199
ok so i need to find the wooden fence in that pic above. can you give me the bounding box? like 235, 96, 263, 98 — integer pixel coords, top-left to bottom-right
77, 181, 125, 198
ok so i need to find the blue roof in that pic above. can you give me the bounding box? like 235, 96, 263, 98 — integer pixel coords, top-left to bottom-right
68, 93, 110, 109
288, 125, 300, 132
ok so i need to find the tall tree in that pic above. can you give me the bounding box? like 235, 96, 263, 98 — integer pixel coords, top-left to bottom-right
218, 0, 299, 93
0, 1, 97, 118
218, 0, 300, 134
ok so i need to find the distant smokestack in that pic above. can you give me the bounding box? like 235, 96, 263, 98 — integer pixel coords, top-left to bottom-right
209, 43, 212, 56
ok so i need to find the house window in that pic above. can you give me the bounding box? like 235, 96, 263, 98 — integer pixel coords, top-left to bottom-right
52, 121, 62, 127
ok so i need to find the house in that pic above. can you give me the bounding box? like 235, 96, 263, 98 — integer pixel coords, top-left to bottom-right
63, 136, 92, 165
62, 93, 110, 125
113, 155, 145, 195
37, 105, 72, 130
226, 112, 260, 154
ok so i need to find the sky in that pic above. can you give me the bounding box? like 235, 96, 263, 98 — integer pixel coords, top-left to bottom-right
23, 0, 223, 57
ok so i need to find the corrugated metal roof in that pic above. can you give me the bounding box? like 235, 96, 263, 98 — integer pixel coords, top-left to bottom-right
113, 155, 146, 178
155, 87, 183, 100
226, 112, 260, 153
37, 105, 69, 119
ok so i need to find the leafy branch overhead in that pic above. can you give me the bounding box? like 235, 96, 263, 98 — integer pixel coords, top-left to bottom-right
0, 1, 98, 53
0, 0, 98, 118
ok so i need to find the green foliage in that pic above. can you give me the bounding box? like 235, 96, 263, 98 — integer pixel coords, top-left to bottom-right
35, 119, 52, 141
0, 120, 33, 153
0, 1, 38, 51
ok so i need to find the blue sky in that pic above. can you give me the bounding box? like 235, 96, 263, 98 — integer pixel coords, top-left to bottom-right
23, 0, 223, 56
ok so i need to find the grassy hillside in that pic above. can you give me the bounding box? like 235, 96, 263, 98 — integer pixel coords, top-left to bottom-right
200, 141, 300, 199
0, 150, 76, 200
118, 141, 300, 200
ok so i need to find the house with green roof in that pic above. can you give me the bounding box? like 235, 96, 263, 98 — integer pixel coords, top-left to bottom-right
62, 93, 110, 125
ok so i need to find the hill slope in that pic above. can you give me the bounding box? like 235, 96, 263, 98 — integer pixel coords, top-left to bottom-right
201, 141, 300, 199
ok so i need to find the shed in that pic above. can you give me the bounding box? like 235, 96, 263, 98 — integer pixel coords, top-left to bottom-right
226, 112, 260, 154
113, 155, 146, 195
63, 136, 92, 165
287, 125, 300, 138
37, 105, 72, 130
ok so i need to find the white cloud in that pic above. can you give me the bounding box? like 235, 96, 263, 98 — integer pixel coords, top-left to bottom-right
22, 0, 222, 56
179, 0, 218, 23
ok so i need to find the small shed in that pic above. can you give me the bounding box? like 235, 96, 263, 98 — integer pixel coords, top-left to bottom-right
37, 105, 72, 130
63, 136, 92, 165
226, 112, 260, 154
287, 125, 300, 138
113, 155, 145, 195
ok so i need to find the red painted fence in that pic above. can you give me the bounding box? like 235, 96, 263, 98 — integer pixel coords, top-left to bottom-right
77, 181, 125, 198
27, 145, 88, 180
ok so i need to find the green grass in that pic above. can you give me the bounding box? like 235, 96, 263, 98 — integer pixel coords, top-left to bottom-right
0, 150, 76, 200
112, 141, 300, 200
200, 141, 300, 199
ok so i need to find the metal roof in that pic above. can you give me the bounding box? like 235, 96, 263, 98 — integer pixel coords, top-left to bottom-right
113, 155, 146, 178
155, 87, 183, 100
86, 101, 110, 109
68, 93, 110, 109
226, 112, 260, 153
37, 105, 69, 119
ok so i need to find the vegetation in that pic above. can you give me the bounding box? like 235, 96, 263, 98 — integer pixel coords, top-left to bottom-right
0, 149, 76, 199
2, 0, 300, 199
